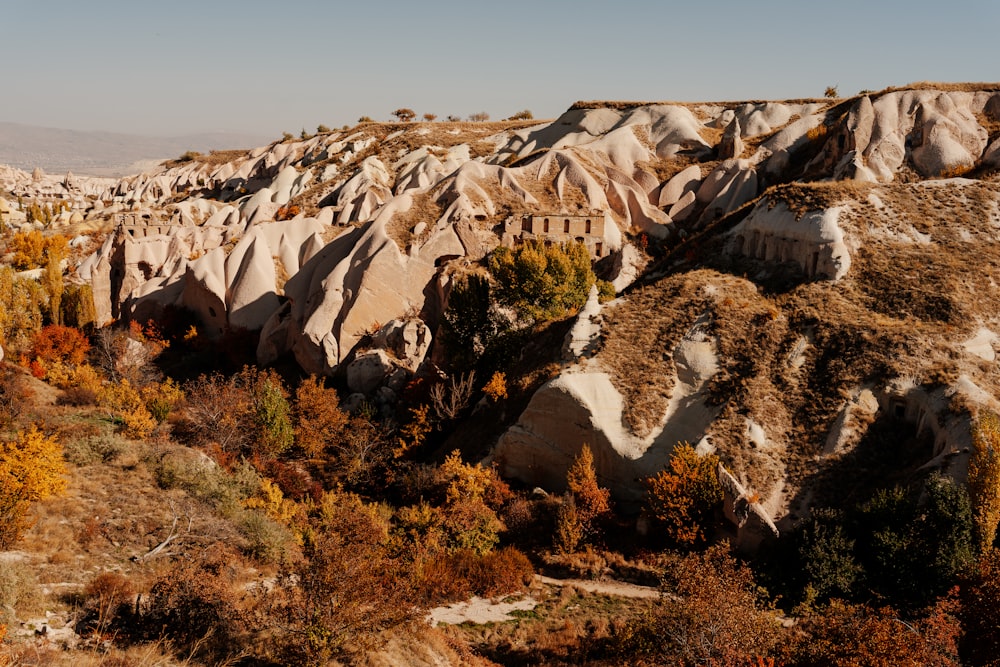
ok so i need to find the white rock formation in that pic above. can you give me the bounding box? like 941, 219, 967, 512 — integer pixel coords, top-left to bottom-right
726, 200, 851, 280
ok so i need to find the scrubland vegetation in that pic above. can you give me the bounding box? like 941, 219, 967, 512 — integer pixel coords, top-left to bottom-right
0, 226, 995, 667
4, 120, 1000, 664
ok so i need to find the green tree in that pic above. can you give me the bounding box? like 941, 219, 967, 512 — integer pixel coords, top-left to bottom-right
61, 283, 96, 330
854, 475, 973, 609
441, 272, 506, 369
488, 240, 596, 323
249, 368, 294, 459
795, 508, 863, 603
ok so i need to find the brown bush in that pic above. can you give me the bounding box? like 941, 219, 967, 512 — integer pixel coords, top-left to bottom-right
416, 546, 534, 605
138, 545, 255, 661
272, 496, 416, 665
79, 572, 136, 638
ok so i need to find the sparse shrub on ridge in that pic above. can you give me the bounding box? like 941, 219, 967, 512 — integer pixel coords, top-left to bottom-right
392, 108, 416, 122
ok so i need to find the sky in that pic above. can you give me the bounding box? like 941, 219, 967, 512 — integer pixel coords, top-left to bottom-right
2, 0, 998, 139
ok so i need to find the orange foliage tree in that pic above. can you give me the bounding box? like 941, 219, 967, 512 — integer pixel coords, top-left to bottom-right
644, 442, 722, 546
623, 545, 787, 666
555, 444, 612, 553
0, 426, 67, 547
293, 375, 349, 459
797, 594, 961, 667
30, 324, 90, 367
273, 491, 416, 664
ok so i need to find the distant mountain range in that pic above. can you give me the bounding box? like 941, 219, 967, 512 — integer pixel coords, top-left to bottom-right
0, 122, 273, 176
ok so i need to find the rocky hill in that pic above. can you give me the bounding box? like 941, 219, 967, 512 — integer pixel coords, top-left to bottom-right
6, 83, 1000, 546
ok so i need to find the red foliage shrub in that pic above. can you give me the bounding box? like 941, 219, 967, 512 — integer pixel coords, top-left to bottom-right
264, 459, 321, 502
31, 324, 89, 366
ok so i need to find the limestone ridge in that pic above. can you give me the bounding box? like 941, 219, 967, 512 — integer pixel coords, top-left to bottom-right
8, 85, 1000, 542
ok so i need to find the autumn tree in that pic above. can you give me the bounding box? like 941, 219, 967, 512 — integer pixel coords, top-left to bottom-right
622, 545, 786, 665
273, 492, 415, 665
644, 442, 722, 547
8, 229, 45, 269
553, 495, 583, 554
969, 410, 1000, 548
422, 113, 437, 122
0, 426, 67, 547
31, 324, 89, 367
796, 595, 961, 667
0, 267, 44, 354
392, 108, 416, 122
139, 545, 257, 662
8, 230, 67, 271
293, 375, 349, 458
468, 111, 490, 122
960, 547, 1000, 664
97, 378, 157, 439
482, 371, 508, 402
397, 451, 510, 556
555, 444, 611, 553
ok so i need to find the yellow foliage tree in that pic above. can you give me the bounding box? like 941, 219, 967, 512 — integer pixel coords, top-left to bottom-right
0, 426, 67, 547
970, 411, 1000, 548
644, 442, 722, 547
566, 444, 611, 524
395, 403, 432, 458
482, 371, 508, 402
245, 478, 302, 527
439, 450, 495, 505
98, 379, 157, 439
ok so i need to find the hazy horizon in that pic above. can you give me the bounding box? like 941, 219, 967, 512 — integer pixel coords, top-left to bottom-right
2, 0, 998, 138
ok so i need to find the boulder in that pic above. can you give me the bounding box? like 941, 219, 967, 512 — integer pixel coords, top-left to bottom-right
371, 319, 432, 373
347, 349, 395, 394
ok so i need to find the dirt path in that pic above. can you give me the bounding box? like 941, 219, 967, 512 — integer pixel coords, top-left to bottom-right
535, 575, 661, 599
427, 575, 662, 626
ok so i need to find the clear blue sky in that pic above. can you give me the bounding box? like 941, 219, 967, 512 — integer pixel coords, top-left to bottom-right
3, 0, 998, 138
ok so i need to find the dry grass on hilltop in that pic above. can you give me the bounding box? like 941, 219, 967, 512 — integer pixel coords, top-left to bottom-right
593, 177, 1000, 496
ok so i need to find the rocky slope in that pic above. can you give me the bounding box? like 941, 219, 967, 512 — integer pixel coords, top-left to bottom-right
6, 83, 1000, 544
